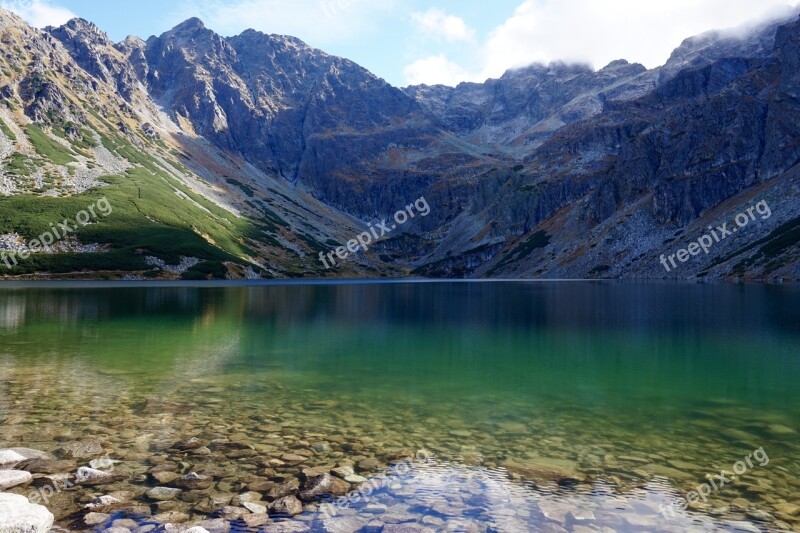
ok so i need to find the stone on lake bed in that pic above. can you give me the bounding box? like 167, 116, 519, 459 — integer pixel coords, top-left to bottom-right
266, 479, 300, 499
195, 520, 229, 533
84, 495, 122, 509
6, 449, 49, 461
75, 467, 121, 485
241, 513, 270, 527
269, 495, 303, 516
242, 501, 268, 514
356, 458, 380, 472
152, 511, 190, 523
53, 440, 104, 460
774, 502, 800, 516
181, 527, 210, 533
171, 472, 212, 490
0, 493, 54, 533
299, 474, 350, 501
146, 487, 182, 501
280, 454, 307, 465
0, 449, 27, 467
301, 466, 330, 478
322, 517, 370, 533
14, 458, 74, 474
89, 457, 119, 470
0, 470, 32, 490
83, 513, 110, 526
171, 437, 209, 451
151, 471, 180, 485
261, 521, 310, 533
502, 457, 586, 485
331, 466, 354, 479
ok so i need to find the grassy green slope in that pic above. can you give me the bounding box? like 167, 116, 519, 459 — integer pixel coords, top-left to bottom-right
0, 128, 261, 279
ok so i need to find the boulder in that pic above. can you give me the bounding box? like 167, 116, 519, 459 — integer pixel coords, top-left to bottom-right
0, 470, 32, 490
0, 450, 26, 467
269, 496, 303, 516
298, 474, 350, 501
0, 493, 54, 533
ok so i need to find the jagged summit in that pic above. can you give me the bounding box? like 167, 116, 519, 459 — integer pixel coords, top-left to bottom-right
171, 17, 206, 32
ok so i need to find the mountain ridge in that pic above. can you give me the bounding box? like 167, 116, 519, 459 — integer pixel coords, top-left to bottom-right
1, 7, 799, 280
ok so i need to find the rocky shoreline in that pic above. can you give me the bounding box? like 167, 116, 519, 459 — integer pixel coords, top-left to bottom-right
2, 432, 797, 533
0, 437, 436, 533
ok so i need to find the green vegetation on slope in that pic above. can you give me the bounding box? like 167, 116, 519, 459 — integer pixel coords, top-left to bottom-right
0, 128, 263, 277
0, 117, 17, 141
25, 124, 76, 165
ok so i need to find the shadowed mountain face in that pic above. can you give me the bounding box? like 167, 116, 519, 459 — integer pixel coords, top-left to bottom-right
1, 8, 800, 280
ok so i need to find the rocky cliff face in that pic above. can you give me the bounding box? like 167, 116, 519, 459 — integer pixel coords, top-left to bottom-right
131, 19, 489, 218
1, 7, 800, 280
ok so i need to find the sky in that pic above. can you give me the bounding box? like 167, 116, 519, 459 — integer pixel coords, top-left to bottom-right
1, 0, 798, 87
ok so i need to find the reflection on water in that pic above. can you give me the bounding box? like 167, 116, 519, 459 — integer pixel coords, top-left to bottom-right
0, 282, 799, 532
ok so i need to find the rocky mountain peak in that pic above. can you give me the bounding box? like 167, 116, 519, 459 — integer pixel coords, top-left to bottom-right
234, 29, 311, 52
172, 17, 206, 33
47, 18, 114, 55
0, 6, 25, 28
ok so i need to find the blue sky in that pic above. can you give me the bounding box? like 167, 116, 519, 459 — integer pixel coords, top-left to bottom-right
2, 0, 797, 87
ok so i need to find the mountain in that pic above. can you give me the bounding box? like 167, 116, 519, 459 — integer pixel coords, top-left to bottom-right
1, 7, 799, 281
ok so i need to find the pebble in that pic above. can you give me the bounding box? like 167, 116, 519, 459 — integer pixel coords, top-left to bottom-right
146, 487, 182, 501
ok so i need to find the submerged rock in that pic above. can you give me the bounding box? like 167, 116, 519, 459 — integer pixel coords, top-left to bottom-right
0, 493, 54, 533
0, 450, 26, 467
172, 472, 212, 490
74, 467, 121, 486
298, 474, 350, 501
146, 487, 182, 501
53, 440, 104, 460
502, 457, 587, 485
6, 449, 49, 460
14, 458, 74, 474
172, 437, 209, 451
0, 470, 32, 490
84, 495, 122, 510
269, 495, 303, 516
266, 478, 300, 500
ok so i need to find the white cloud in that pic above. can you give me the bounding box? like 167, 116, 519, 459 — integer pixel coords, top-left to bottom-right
0, 0, 75, 28
171, 0, 395, 45
403, 0, 797, 86
411, 8, 475, 43
480, 0, 798, 80
403, 54, 473, 86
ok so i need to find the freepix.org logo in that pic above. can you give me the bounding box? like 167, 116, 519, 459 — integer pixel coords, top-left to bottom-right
319, 196, 430, 269
660, 200, 771, 273
1, 197, 113, 269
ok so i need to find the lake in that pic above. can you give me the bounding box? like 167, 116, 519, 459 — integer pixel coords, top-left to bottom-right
1, 281, 799, 532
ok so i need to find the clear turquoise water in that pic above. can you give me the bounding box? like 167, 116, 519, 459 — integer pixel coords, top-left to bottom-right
1, 282, 799, 532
